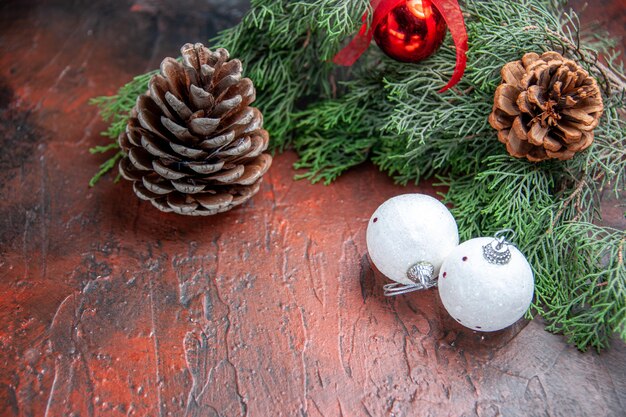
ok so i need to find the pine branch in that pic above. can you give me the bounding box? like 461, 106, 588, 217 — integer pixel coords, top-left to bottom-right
88, 70, 156, 185
86, 0, 626, 349
88, 150, 123, 187
549, 171, 604, 232
540, 223, 626, 351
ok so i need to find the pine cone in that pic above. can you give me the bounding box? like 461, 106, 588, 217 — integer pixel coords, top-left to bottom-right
489, 51, 603, 162
118, 43, 272, 215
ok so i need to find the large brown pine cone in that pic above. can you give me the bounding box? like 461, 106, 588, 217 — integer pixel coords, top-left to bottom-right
118, 43, 272, 215
489, 51, 603, 162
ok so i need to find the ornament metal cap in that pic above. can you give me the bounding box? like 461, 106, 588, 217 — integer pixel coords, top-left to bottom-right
482, 229, 516, 265
383, 261, 437, 296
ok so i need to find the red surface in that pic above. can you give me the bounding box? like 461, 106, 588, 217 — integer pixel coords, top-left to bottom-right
0, 1, 625, 416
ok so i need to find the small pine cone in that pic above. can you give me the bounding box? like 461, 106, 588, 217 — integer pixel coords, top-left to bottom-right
118, 43, 272, 215
489, 51, 603, 162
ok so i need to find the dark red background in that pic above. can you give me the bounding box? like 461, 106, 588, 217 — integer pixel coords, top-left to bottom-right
0, 1, 624, 416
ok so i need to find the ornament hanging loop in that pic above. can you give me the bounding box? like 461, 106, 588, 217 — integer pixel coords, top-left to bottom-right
493, 229, 516, 245
494, 228, 516, 249
384, 280, 437, 296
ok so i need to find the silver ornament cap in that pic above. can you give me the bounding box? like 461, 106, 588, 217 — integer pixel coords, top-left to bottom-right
437, 236, 534, 332
366, 193, 459, 287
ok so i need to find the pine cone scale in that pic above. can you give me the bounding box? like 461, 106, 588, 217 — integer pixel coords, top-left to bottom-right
527, 123, 548, 147
510, 116, 527, 140
515, 91, 533, 114
189, 84, 213, 109
200, 131, 235, 149
187, 160, 224, 174
557, 121, 585, 142
566, 132, 592, 152
118, 43, 272, 215
170, 181, 203, 194
196, 191, 233, 205
141, 135, 177, 160
494, 84, 521, 116
489, 51, 603, 161
137, 110, 171, 143
526, 85, 548, 110
169, 141, 208, 159
542, 134, 562, 152
133, 183, 159, 201
488, 109, 512, 132
143, 175, 174, 195
149, 79, 178, 120
119, 158, 143, 181
161, 117, 193, 141
506, 129, 533, 159
160, 58, 188, 100
561, 108, 596, 127
150, 160, 179, 180
164, 90, 194, 121
237, 154, 272, 185
501, 61, 525, 86
129, 148, 153, 170
188, 117, 219, 136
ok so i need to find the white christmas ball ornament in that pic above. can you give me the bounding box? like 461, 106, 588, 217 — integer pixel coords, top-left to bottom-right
366, 194, 459, 286
438, 237, 534, 332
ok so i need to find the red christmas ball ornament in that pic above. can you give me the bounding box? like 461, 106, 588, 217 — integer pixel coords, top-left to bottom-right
333, 0, 467, 92
373, 0, 447, 63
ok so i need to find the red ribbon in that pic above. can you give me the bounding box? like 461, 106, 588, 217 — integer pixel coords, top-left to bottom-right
333, 0, 468, 93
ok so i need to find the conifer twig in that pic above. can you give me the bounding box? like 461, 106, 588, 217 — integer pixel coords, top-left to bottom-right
549, 172, 605, 232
